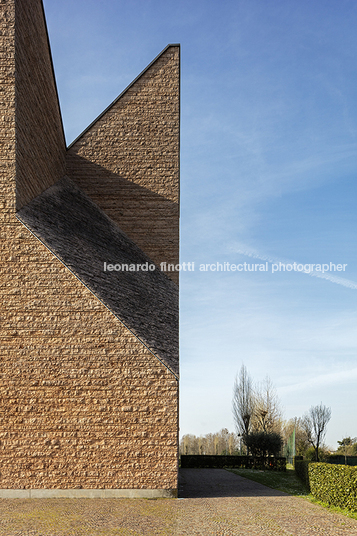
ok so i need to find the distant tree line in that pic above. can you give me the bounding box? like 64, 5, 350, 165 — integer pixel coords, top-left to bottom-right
179, 428, 239, 456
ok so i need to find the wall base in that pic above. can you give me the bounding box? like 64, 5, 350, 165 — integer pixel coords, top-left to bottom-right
0, 488, 177, 499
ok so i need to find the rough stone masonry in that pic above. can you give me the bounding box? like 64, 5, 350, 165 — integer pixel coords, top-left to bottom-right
0, 0, 180, 497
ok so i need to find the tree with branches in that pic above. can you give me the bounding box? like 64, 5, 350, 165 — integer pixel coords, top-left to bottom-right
282, 417, 310, 457
253, 376, 283, 434
233, 367, 284, 456
302, 403, 331, 462
232, 365, 255, 450
336, 436, 357, 463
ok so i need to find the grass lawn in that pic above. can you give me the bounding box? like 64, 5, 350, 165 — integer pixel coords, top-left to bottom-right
226, 466, 308, 496
226, 466, 357, 521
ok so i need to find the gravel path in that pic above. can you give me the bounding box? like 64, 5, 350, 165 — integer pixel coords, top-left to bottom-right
0, 469, 356, 535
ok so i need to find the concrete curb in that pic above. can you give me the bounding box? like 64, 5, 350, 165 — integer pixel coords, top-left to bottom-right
0, 488, 177, 499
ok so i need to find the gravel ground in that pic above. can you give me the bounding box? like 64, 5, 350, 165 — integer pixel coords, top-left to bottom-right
0, 469, 356, 535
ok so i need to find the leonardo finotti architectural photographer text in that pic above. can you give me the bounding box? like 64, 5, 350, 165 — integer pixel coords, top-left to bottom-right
104, 261, 348, 274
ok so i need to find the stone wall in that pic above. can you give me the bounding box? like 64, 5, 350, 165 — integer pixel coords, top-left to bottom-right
66, 46, 180, 284
15, 0, 66, 210
0, 0, 179, 493
0, 225, 178, 490
0, 0, 15, 217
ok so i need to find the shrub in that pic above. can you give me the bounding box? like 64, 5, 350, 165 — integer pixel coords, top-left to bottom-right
294, 459, 311, 491
245, 432, 283, 457
309, 462, 357, 511
305, 445, 330, 462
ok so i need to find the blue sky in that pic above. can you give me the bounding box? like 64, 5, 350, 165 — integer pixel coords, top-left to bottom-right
43, 0, 357, 449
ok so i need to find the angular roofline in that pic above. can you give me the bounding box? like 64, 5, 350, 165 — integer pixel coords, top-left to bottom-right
67, 44, 180, 149
40, 0, 67, 149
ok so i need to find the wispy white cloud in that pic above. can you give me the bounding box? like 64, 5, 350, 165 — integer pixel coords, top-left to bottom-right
280, 367, 357, 395
230, 243, 357, 290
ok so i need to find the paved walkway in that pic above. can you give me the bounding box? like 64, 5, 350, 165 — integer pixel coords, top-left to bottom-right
0, 469, 356, 535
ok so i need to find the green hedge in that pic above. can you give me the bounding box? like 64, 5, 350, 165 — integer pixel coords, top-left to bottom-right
327, 455, 357, 466
309, 462, 357, 512
180, 455, 286, 471
294, 459, 311, 491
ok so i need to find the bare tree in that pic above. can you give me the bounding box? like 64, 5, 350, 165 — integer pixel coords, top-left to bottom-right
253, 377, 283, 434
179, 434, 198, 455
302, 403, 331, 462
232, 365, 255, 448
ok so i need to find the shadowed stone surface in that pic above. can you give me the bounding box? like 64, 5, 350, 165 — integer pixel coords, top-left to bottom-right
17, 176, 179, 376
179, 468, 286, 498
66, 45, 180, 284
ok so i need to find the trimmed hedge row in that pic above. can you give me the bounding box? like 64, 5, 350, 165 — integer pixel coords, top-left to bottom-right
327, 455, 357, 466
180, 455, 286, 471
294, 459, 311, 491
308, 463, 357, 512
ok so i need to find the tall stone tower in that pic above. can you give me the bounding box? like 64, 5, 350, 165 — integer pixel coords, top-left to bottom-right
0, 0, 179, 497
